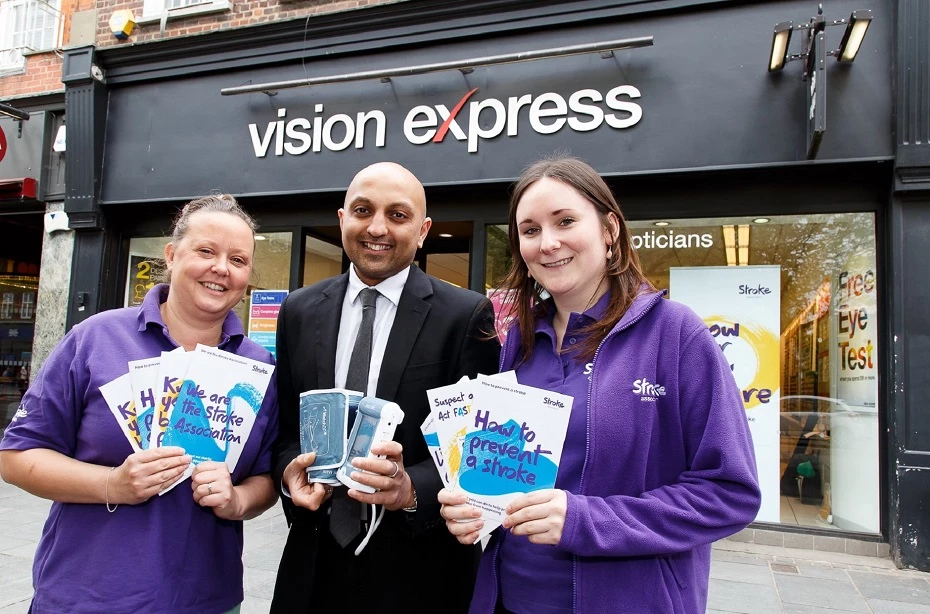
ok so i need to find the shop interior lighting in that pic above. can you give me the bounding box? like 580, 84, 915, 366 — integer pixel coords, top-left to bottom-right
767, 6, 873, 74
837, 10, 873, 62
0, 102, 30, 121
722, 225, 751, 266
220, 37, 654, 96
753, 218, 771, 224
653, 221, 670, 227
438, 233, 453, 238
723, 225, 737, 267
737, 224, 750, 266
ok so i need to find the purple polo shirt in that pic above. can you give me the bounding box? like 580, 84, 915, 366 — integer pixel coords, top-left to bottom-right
498, 294, 609, 614
0, 284, 278, 614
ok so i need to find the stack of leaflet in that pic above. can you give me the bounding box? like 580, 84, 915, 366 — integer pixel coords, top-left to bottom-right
298, 388, 363, 484
423, 373, 572, 539
99, 344, 274, 492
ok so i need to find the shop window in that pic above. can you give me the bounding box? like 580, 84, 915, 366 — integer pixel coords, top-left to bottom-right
485, 213, 880, 534
0, 275, 38, 432
138, 0, 230, 25
303, 235, 343, 287
126, 231, 292, 333
0, 0, 62, 74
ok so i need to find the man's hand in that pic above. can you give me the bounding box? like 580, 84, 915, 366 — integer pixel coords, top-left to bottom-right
282, 452, 334, 511
346, 441, 415, 512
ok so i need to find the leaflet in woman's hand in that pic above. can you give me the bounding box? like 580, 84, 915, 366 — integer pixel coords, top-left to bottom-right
426, 375, 572, 538
99, 373, 144, 452
160, 344, 274, 473
127, 356, 161, 450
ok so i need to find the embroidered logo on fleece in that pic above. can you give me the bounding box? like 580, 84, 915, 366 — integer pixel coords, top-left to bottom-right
12, 403, 27, 422
632, 378, 666, 402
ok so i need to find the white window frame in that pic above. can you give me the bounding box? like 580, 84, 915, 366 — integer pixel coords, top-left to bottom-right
0, 0, 63, 74
137, 0, 231, 25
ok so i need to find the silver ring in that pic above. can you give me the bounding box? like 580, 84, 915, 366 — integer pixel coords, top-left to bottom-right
389, 461, 399, 479
207, 482, 214, 495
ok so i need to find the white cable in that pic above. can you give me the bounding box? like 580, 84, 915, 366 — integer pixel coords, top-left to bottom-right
354, 503, 384, 556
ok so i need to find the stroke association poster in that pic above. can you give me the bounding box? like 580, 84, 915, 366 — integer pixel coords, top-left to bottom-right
670, 265, 781, 523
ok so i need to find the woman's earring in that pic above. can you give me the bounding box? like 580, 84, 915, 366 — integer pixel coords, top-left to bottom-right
606, 249, 613, 260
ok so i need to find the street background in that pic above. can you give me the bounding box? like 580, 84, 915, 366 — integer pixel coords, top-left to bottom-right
0, 481, 928, 613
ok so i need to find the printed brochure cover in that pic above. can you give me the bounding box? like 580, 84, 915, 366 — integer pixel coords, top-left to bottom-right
161, 344, 274, 471
426, 374, 572, 539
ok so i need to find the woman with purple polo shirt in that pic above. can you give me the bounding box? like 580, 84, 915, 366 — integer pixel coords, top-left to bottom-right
440, 157, 762, 614
0, 195, 278, 614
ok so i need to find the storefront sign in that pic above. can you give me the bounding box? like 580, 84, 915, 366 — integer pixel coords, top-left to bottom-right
249, 84, 643, 156
670, 265, 782, 523
248, 290, 288, 357
631, 230, 714, 250
806, 30, 826, 159
0, 113, 45, 182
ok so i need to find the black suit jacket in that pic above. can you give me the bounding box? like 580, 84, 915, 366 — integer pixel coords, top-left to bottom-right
270, 265, 501, 613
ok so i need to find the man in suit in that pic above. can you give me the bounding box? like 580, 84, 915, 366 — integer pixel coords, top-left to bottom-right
270, 162, 501, 613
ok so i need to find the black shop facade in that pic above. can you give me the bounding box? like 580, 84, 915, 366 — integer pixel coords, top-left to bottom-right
59, 0, 930, 570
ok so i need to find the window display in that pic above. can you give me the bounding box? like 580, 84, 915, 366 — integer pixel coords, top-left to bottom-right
485, 213, 880, 533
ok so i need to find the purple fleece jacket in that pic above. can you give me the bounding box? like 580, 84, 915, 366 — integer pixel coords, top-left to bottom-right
469, 290, 761, 614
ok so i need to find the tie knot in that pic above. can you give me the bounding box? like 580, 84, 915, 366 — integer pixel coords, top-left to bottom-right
359, 288, 379, 309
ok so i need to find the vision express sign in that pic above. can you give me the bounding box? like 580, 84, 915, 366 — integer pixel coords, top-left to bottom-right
248, 84, 643, 157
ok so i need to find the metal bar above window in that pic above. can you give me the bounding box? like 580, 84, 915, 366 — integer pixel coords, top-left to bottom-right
220, 36, 654, 96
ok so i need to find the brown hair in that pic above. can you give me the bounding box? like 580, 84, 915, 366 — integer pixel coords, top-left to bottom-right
171, 193, 257, 243
497, 156, 653, 364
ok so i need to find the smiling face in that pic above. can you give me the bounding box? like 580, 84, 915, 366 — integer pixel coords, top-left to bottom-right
164, 211, 254, 322
516, 177, 618, 314
339, 162, 431, 286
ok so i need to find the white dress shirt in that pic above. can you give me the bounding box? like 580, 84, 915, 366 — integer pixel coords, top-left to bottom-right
334, 265, 410, 396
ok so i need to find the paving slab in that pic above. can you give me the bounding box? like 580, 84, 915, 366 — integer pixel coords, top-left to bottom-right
774, 574, 869, 612
848, 569, 930, 605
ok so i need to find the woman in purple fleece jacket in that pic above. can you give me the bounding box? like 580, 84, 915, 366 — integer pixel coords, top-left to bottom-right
439, 157, 762, 613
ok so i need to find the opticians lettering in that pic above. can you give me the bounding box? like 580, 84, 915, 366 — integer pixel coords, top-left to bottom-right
631, 230, 714, 250
248, 85, 643, 157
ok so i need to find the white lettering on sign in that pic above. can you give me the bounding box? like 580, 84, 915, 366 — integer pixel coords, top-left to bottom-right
248, 85, 643, 158
249, 105, 387, 158
631, 231, 714, 250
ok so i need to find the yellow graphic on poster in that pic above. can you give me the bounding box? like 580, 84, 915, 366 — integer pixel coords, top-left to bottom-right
702, 317, 780, 410
669, 265, 781, 523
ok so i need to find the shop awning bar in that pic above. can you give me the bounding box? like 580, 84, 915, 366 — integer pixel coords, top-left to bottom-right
220, 36, 654, 96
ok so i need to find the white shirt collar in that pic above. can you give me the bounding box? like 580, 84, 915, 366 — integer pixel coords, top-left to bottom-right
347, 264, 410, 307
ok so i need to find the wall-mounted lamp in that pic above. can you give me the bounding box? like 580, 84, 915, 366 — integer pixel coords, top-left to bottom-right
837, 10, 873, 62
769, 22, 794, 71
0, 102, 30, 122
768, 6, 872, 73
767, 4, 873, 159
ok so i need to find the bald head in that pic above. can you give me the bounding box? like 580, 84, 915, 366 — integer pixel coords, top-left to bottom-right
339, 162, 432, 286
344, 162, 427, 219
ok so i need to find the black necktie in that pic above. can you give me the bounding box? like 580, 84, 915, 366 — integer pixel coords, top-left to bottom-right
331, 287, 379, 548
